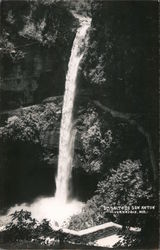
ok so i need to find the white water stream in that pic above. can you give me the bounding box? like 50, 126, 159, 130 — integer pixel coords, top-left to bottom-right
55, 15, 91, 203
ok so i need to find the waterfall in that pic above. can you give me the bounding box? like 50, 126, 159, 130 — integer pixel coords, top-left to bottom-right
0, 15, 91, 228
55, 15, 91, 203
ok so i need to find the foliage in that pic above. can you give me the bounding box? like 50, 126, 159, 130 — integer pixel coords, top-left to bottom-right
0, 0, 29, 61
3, 210, 56, 243
18, 1, 77, 49
4, 210, 37, 242
0, 32, 25, 62
96, 159, 153, 207
0, 0, 78, 111
68, 194, 109, 230
77, 107, 113, 173
5, 210, 37, 241
2, 210, 71, 246
69, 159, 153, 230
0, 102, 61, 144
96, 159, 154, 230
113, 231, 141, 248
0, 0, 77, 62
75, 104, 151, 178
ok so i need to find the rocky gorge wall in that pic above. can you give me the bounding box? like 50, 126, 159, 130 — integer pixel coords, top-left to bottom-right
0, 0, 77, 111
74, 1, 158, 183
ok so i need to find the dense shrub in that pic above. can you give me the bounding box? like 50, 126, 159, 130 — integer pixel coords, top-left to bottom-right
76, 107, 113, 173
68, 194, 109, 230
2, 210, 65, 245
0, 102, 61, 144
96, 159, 153, 207
69, 159, 153, 230
5, 210, 38, 242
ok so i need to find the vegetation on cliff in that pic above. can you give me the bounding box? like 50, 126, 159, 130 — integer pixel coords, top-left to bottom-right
0, 0, 77, 56
69, 159, 153, 230
0, 0, 78, 110
75, 106, 113, 174
0, 101, 61, 144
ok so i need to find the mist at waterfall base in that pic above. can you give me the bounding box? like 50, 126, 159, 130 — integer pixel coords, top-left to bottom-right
0, 16, 91, 229
0, 198, 84, 228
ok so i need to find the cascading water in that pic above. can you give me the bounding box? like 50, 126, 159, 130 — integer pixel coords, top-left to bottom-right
55, 15, 91, 203
0, 15, 91, 229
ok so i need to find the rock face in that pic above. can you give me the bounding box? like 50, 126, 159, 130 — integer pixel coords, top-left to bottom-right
0, 0, 78, 111
71, 1, 158, 197
81, 1, 158, 114
0, 45, 67, 110
75, 1, 158, 178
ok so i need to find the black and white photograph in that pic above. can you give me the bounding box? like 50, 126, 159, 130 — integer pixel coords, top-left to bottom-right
0, 0, 159, 249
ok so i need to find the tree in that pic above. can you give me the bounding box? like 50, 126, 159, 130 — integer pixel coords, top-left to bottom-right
77, 107, 113, 173
0, 102, 61, 144
4, 210, 53, 243
5, 210, 37, 242
96, 159, 154, 230
68, 194, 108, 230
69, 159, 153, 231
96, 159, 153, 207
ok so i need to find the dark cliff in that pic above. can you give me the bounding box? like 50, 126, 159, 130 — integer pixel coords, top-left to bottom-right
0, 0, 78, 111
74, 1, 158, 182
